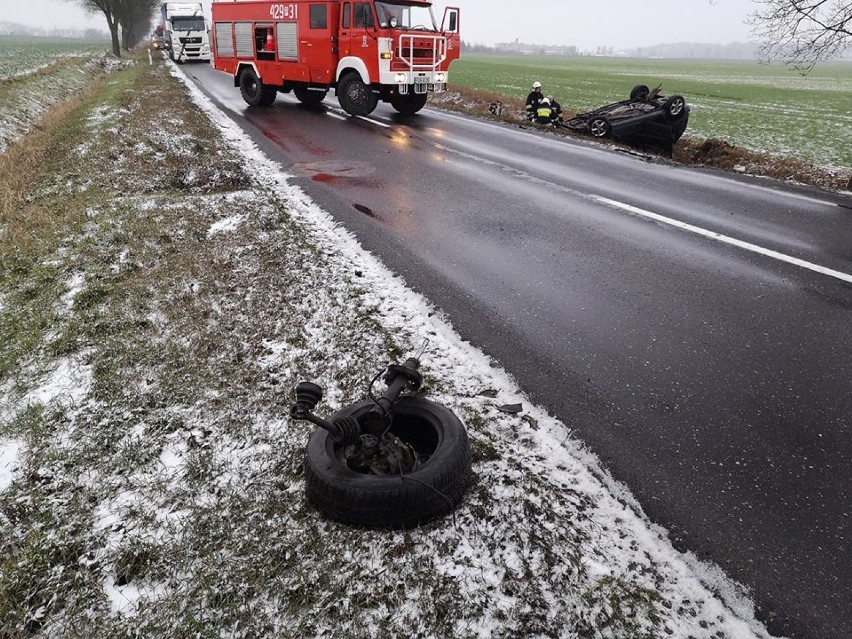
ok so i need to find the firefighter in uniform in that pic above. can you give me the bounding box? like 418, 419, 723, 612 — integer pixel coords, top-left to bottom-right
534, 97, 555, 125
547, 95, 563, 126
525, 81, 543, 121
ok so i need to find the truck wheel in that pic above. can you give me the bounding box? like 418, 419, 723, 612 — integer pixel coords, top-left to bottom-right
259, 86, 278, 106
304, 397, 471, 528
336, 73, 378, 116
239, 68, 266, 107
390, 91, 428, 115
294, 87, 328, 105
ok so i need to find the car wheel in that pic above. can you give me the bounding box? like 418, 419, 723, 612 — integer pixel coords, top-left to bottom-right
390, 90, 428, 115
239, 68, 266, 107
336, 72, 378, 116
664, 95, 686, 119
294, 87, 328, 104
304, 397, 471, 528
588, 116, 611, 138
630, 84, 650, 100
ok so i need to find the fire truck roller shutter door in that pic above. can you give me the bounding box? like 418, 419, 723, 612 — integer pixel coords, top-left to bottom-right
277, 22, 298, 61
214, 22, 234, 58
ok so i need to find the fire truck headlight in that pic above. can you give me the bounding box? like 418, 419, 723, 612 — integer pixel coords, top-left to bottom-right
394, 73, 407, 83
435, 72, 446, 83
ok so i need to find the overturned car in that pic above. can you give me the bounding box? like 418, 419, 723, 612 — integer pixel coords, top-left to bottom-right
564, 85, 689, 151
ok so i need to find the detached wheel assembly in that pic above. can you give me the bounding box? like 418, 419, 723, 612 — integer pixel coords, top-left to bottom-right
305, 397, 470, 528
291, 344, 471, 528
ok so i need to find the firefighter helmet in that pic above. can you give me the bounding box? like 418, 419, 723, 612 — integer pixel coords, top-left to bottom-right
532, 81, 542, 89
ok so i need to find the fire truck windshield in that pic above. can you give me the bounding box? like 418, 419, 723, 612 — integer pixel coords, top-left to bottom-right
172, 16, 206, 32
374, 1, 437, 31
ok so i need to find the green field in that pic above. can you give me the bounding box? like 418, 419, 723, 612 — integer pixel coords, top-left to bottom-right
451, 55, 852, 170
0, 35, 109, 80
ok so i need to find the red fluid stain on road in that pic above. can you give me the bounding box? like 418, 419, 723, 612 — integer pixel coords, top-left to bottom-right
312, 173, 335, 183
257, 117, 330, 156
262, 130, 288, 150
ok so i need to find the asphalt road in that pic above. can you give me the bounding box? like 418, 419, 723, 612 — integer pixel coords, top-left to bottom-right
182, 62, 851, 639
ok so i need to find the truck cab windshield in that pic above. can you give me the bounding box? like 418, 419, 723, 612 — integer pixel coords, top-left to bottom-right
172, 16, 205, 31
375, 1, 437, 30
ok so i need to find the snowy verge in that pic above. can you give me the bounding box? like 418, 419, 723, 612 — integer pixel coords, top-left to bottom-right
161, 61, 782, 638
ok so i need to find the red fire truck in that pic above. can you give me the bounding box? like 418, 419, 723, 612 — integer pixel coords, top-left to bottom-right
210, 0, 460, 116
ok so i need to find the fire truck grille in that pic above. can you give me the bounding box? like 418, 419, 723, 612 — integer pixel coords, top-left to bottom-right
179, 37, 202, 44
409, 48, 436, 58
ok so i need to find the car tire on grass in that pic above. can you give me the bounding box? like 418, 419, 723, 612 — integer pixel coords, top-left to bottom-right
664, 95, 686, 120
588, 116, 612, 138
304, 397, 471, 528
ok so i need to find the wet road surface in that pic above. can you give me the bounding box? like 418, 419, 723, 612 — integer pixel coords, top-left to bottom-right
183, 63, 851, 639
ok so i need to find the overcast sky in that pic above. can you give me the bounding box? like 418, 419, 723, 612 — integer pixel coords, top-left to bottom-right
5, 0, 758, 50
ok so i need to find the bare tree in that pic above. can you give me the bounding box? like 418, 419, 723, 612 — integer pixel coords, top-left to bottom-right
69, 0, 121, 56
748, 0, 852, 72
69, 0, 159, 56
116, 0, 160, 50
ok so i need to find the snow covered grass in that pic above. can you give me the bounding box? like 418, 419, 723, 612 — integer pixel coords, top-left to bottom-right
0, 42, 130, 155
0, 54, 782, 637
0, 36, 109, 80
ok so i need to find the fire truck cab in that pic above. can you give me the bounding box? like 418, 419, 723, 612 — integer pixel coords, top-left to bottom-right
211, 0, 460, 116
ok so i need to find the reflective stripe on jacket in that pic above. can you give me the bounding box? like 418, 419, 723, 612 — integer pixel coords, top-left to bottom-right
535, 105, 553, 122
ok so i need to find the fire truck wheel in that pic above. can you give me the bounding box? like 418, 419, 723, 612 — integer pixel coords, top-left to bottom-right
304, 397, 472, 528
294, 87, 327, 105
259, 87, 278, 106
336, 73, 378, 116
239, 68, 268, 107
390, 91, 428, 115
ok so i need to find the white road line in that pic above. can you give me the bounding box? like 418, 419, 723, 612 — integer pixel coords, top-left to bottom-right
701, 173, 841, 208
593, 195, 852, 284
356, 114, 391, 128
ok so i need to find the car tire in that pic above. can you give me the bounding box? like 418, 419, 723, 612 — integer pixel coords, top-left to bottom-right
390, 90, 428, 115
664, 95, 686, 120
304, 397, 471, 528
336, 72, 378, 116
294, 87, 328, 105
630, 84, 650, 100
588, 116, 612, 138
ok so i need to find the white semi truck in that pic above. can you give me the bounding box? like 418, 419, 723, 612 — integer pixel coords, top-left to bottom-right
160, 3, 211, 63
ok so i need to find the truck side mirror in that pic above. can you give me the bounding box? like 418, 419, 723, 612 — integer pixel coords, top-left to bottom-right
442, 8, 458, 33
